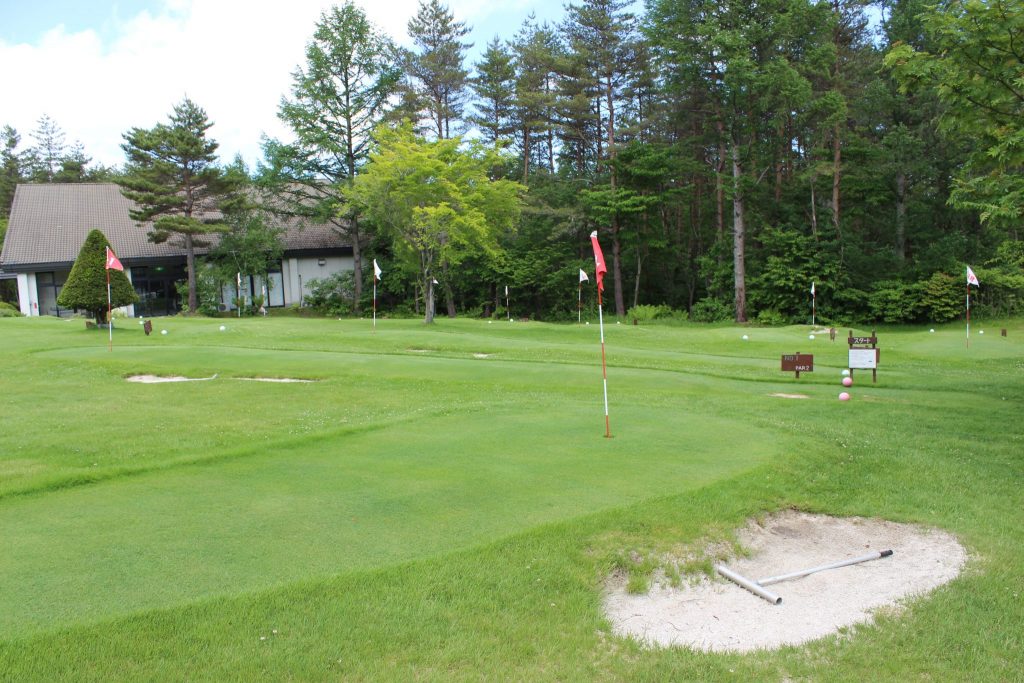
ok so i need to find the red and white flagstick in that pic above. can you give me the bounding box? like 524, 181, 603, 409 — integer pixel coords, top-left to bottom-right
966, 265, 980, 348
107, 267, 113, 352
590, 232, 611, 438
373, 259, 382, 332
104, 246, 124, 352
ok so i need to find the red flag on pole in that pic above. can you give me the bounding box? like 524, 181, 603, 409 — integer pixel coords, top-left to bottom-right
590, 231, 607, 292
590, 231, 611, 438
105, 246, 124, 271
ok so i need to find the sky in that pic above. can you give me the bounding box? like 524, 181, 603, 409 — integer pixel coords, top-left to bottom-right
0, 0, 587, 170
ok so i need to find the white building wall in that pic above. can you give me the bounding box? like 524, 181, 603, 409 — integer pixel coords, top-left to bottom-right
16, 273, 37, 316
283, 256, 354, 306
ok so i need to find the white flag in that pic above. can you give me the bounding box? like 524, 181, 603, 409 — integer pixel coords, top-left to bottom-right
966, 266, 980, 287
579, 269, 589, 283
810, 281, 815, 296
373, 259, 382, 282
505, 285, 509, 297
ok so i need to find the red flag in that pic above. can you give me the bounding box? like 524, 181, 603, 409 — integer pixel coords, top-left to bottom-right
105, 246, 124, 271
590, 231, 607, 292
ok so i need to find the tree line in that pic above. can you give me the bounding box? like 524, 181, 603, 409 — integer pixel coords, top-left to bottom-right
3, 0, 1022, 324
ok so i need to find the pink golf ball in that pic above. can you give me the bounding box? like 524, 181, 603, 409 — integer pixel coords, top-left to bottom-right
839, 392, 851, 401
842, 377, 853, 387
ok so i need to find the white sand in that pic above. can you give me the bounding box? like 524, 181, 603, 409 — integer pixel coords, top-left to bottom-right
604, 510, 966, 652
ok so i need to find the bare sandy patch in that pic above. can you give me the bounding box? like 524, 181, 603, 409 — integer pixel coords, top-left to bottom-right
234, 377, 315, 383
770, 393, 810, 399
126, 374, 217, 383
604, 510, 966, 652
473, 353, 490, 358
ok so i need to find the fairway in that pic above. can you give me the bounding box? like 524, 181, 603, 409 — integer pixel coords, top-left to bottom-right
1, 316, 1022, 681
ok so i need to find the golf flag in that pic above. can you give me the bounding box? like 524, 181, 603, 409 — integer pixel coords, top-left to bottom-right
373, 259, 382, 282
590, 231, 607, 292
811, 281, 815, 296
105, 246, 123, 271
579, 269, 589, 283
967, 266, 979, 287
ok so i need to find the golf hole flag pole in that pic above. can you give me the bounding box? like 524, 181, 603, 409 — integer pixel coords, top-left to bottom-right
590, 231, 611, 438
578, 268, 589, 323
105, 246, 123, 351
373, 259, 382, 331
811, 281, 816, 327
966, 266, 980, 348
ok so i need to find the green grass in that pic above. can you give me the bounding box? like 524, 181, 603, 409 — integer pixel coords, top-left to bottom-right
0, 315, 1021, 681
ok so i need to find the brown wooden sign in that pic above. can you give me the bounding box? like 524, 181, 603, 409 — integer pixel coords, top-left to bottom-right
781, 353, 814, 378
848, 329, 879, 383
848, 335, 877, 345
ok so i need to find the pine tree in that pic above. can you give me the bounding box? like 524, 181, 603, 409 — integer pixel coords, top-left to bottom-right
406, 0, 473, 140
266, 1, 400, 312
57, 229, 139, 324
118, 97, 245, 314
28, 114, 67, 182
470, 37, 516, 145
0, 125, 23, 218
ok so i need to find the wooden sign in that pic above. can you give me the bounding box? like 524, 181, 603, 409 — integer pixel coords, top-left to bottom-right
848, 329, 879, 383
848, 348, 878, 369
848, 335, 877, 345
781, 353, 814, 378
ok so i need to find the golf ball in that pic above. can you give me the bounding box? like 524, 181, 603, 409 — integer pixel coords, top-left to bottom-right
219, 325, 226, 331
742, 334, 749, 340
809, 334, 815, 340
161, 329, 167, 335
839, 392, 850, 401
930, 328, 935, 333
842, 377, 853, 387
979, 330, 984, 335
139, 320, 144, 325
841, 369, 850, 377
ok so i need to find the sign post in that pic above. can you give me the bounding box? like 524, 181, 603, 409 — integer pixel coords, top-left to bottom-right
781, 353, 814, 379
848, 330, 879, 383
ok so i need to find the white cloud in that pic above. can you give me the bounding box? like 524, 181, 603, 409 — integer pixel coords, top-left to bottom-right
1, 0, 566, 170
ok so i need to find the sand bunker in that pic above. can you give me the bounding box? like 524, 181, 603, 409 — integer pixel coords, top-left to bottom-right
126, 375, 217, 383
126, 375, 314, 384
770, 393, 810, 399
604, 510, 966, 652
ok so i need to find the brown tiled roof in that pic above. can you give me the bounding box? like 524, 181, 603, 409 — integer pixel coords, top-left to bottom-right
0, 183, 348, 270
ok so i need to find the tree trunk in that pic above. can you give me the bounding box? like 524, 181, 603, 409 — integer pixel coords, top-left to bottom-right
895, 170, 907, 261
350, 216, 363, 314
732, 143, 747, 323
422, 249, 435, 324
832, 123, 842, 236
185, 233, 197, 313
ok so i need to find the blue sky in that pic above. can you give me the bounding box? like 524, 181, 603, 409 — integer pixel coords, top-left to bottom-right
0, 0, 602, 169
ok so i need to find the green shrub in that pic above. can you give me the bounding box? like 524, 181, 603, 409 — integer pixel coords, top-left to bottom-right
690, 297, 732, 322
754, 309, 787, 326
627, 304, 676, 323
305, 272, 355, 317
174, 268, 222, 316
868, 280, 922, 323
0, 302, 22, 317
919, 272, 962, 323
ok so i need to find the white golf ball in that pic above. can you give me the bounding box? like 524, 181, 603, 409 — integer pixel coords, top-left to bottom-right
841, 369, 850, 377
139, 320, 144, 325
809, 334, 815, 340
979, 330, 984, 335
742, 334, 749, 340
930, 328, 935, 333
161, 329, 167, 335
219, 325, 226, 331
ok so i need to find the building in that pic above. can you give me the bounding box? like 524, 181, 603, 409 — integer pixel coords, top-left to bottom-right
0, 183, 353, 317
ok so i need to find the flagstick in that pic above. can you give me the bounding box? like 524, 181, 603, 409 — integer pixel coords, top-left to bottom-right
107, 269, 112, 352
506, 289, 511, 321
578, 283, 582, 324
373, 279, 377, 332
812, 293, 816, 327
966, 284, 970, 349
597, 288, 611, 439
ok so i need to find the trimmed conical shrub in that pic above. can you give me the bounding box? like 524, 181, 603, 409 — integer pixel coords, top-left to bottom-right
57, 229, 139, 324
